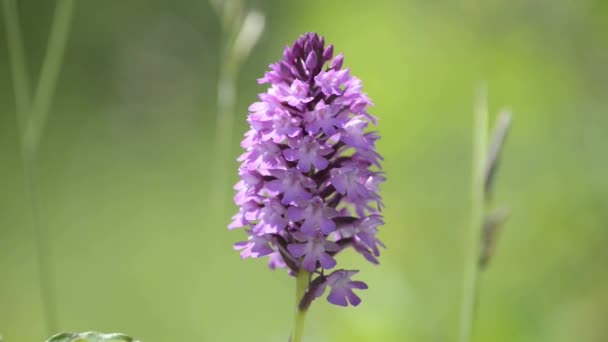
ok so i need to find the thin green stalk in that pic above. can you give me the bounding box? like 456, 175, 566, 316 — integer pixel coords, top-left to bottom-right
2, 0, 31, 127
207, 3, 264, 215
458, 86, 488, 342
211, 58, 238, 208
2, 0, 53, 334
25, 0, 75, 149
206, 2, 242, 218
22, 150, 56, 334
292, 270, 310, 342
3, 0, 75, 336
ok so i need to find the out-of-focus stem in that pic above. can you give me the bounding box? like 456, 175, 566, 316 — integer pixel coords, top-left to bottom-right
2, 0, 31, 127
484, 111, 512, 197
3, 0, 75, 336
22, 151, 56, 334
211, 59, 238, 208
458, 86, 488, 342
207, 1, 241, 217
292, 270, 310, 342
25, 0, 75, 149
208, 4, 264, 214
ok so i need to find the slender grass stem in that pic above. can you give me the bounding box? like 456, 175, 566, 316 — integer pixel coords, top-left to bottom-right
3, 0, 75, 336
206, 1, 242, 220
22, 149, 57, 335
25, 0, 75, 149
292, 270, 310, 342
2, 0, 31, 127
458, 86, 488, 342
211, 59, 238, 209
207, 4, 264, 215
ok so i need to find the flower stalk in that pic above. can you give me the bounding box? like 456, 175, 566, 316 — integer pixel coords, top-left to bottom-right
292, 270, 310, 342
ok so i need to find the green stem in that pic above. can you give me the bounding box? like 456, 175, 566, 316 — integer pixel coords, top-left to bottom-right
3, 0, 75, 336
206, 3, 242, 220
458, 86, 488, 342
292, 270, 310, 342
25, 0, 75, 150
22, 148, 57, 335
210, 59, 237, 207
2, 0, 31, 129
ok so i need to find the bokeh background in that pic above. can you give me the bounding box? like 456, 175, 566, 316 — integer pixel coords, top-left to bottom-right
1, 0, 607, 341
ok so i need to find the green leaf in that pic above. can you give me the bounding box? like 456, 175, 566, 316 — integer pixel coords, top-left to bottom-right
45, 332, 140, 342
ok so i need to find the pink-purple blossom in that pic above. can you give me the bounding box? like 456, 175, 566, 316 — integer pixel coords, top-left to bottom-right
230, 33, 384, 308
318, 270, 369, 307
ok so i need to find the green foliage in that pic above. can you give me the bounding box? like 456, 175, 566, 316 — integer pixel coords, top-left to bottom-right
45, 332, 139, 342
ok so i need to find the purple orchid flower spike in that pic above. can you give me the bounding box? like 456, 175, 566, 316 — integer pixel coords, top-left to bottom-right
229, 32, 384, 341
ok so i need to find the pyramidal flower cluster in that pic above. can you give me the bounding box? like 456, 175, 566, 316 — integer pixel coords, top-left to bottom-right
229, 33, 385, 307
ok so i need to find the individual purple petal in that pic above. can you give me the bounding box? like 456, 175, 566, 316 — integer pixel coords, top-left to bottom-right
315, 68, 350, 96
268, 251, 287, 270
303, 101, 343, 136
330, 53, 344, 70
239, 140, 285, 170
234, 234, 274, 259
337, 215, 385, 257
325, 270, 368, 307
266, 169, 314, 204
270, 110, 301, 143
254, 198, 289, 234
329, 162, 373, 203
283, 136, 333, 173
327, 287, 349, 306
283, 79, 314, 106
305, 51, 318, 71
323, 45, 334, 61
287, 197, 338, 235
340, 117, 374, 150
230, 194, 261, 224
286, 243, 307, 257
237, 169, 264, 194
228, 212, 247, 230
287, 236, 338, 272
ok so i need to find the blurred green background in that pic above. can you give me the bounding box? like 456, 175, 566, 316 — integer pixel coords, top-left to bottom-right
1, 0, 607, 341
